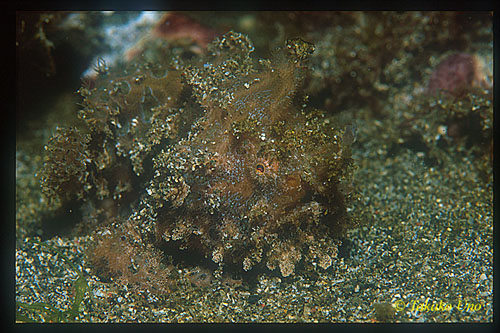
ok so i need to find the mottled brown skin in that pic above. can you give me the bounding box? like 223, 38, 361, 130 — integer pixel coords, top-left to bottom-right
152, 32, 355, 276
41, 32, 355, 283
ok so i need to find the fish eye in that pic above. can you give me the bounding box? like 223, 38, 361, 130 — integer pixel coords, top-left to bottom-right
256, 164, 265, 173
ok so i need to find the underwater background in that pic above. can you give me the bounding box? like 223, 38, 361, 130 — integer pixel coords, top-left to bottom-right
16, 11, 492, 323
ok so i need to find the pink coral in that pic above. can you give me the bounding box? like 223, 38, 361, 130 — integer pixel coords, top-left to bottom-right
427, 53, 489, 96
125, 12, 218, 61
